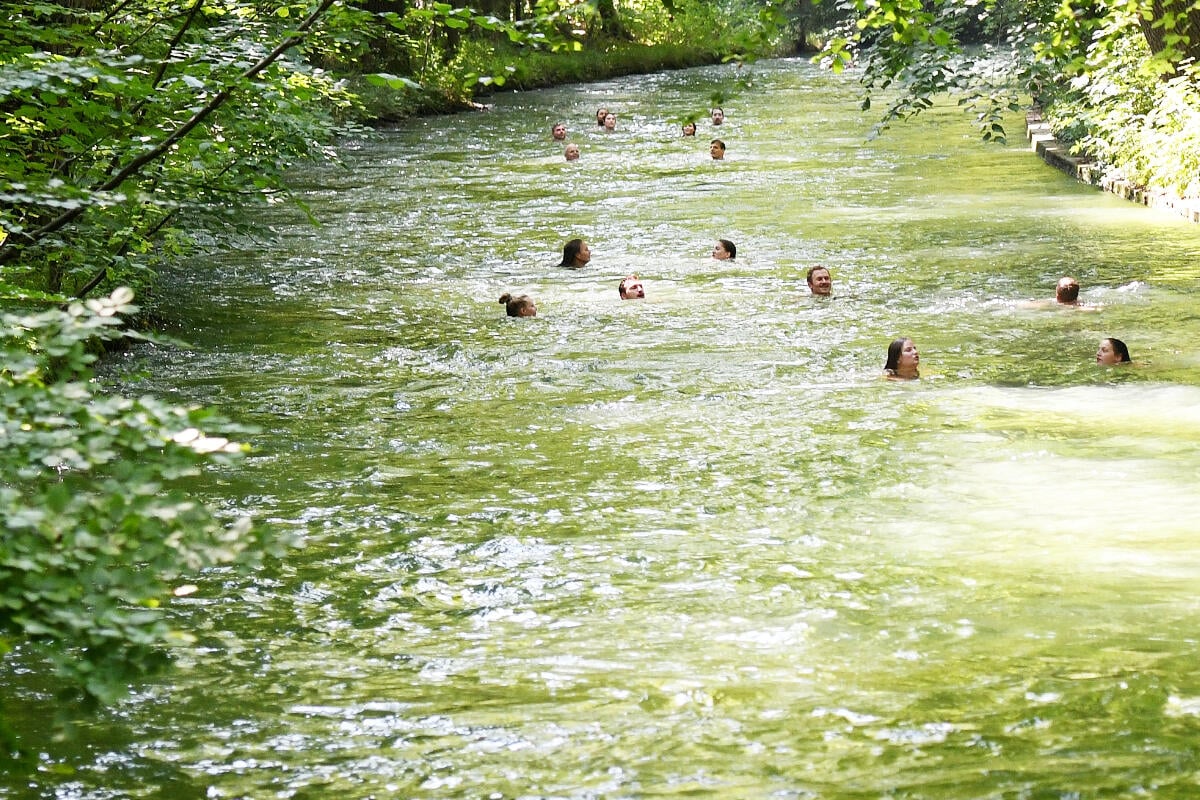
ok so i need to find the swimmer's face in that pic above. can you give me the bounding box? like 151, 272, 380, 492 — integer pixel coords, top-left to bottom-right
603, 113, 616, 130
620, 276, 644, 299
552, 124, 567, 140
682, 122, 696, 136
712, 241, 733, 260
898, 339, 919, 371
1096, 339, 1120, 365
808, 268, 831, 295
709, 140, 725, 159
565, 144, 580, 161
574, 242, 591, 266
596, 108, 609, 124
711, 108, 724, 125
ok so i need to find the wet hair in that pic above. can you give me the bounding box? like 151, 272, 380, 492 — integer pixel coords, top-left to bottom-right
596, 108, 609, 126
711, 106, 724, 118
499, 292, 536, 317
559, 238, 586, 267
710, 138, 726, 151
806, 265, 830, 285
1105, 337, 1131, 362
884, 338, 912, 373
682, 121, 696, 135
1056, 276, 1080, 303
618, 275, 643, 299
717, 239, 736, 258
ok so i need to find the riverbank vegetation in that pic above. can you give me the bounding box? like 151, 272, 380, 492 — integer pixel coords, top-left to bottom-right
821, 0, 1200, 199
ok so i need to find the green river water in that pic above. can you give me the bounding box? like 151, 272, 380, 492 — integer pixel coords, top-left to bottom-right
10, 58, 1200, 799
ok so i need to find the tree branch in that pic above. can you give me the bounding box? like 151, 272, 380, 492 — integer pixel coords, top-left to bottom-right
0, 0, 337, 266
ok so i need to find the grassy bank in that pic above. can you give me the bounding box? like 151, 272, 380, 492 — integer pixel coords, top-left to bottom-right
354, 40, 794, 122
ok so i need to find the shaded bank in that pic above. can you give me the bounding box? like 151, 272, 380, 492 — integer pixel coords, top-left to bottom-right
358, 40, 804, 122
1026, 110, 1200, 224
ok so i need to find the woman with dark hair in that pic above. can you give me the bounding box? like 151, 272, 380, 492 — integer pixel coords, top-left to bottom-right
681, 121, 697, 136
712, 239, 736, 260
884, 338, 920, 380
558, 238, 591, 268
499, 293, 537, 317
1096, 337, 1131, 365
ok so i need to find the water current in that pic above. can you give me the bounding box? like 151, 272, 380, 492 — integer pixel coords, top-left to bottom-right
12, 58, 1200, 799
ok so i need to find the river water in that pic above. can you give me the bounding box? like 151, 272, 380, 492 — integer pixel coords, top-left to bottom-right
16, 58, 1200, 798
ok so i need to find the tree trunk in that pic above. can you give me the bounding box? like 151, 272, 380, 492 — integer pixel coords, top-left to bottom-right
1137, 0, 1200, 71
595, 0, 631, 40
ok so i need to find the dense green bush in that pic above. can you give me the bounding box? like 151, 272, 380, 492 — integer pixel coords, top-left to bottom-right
816, 0, 1200, 186
1044, 21, 1200, 198
0, 0, 362, 303
0, 289, 286, 757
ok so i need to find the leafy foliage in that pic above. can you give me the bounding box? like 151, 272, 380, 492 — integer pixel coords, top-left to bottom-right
0, 289, 286, 758
1044, 26, 1200, 198
0, 0, 362, 301
814, 0, 1200, 179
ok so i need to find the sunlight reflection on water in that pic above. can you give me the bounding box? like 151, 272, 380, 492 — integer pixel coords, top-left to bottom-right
49, 57, 1200, 800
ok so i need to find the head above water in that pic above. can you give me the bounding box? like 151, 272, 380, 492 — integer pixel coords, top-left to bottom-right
559, 238, 591, 268
711, 107, 725, 125
551, 122, 567, 140
564, 143, 580, 161
1096, 337, 1131, 365
712, 239, 736, 260
499, 292, 536, 317
595, 107, 609, 126
619, 274, 645, 299
806, 265, 832, 296
603, 112, 616, 130
682, 121, 697, 136
884, 337, 920, 379
1056, 276, 1080, 304
710, 138, 726, 160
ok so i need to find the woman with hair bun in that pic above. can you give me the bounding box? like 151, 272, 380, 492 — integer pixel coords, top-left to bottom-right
499, 293, 537, 317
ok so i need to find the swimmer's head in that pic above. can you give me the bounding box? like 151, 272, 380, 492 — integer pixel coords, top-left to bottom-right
885, 337, 919, 378
619, 274, 645, 300
499, 292, 537, 317
1096, 337, 1130, 365
806, 265, 832, 296
1056, 276, 1080, 304
559, 238, 590, 268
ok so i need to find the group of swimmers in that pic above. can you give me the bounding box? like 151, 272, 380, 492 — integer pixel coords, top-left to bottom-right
873, 275, 1132, 378
502, 240, 1132, 379
873, 275, 1131, 379
550, 106, 729, 162
507, 107, 1133, 378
